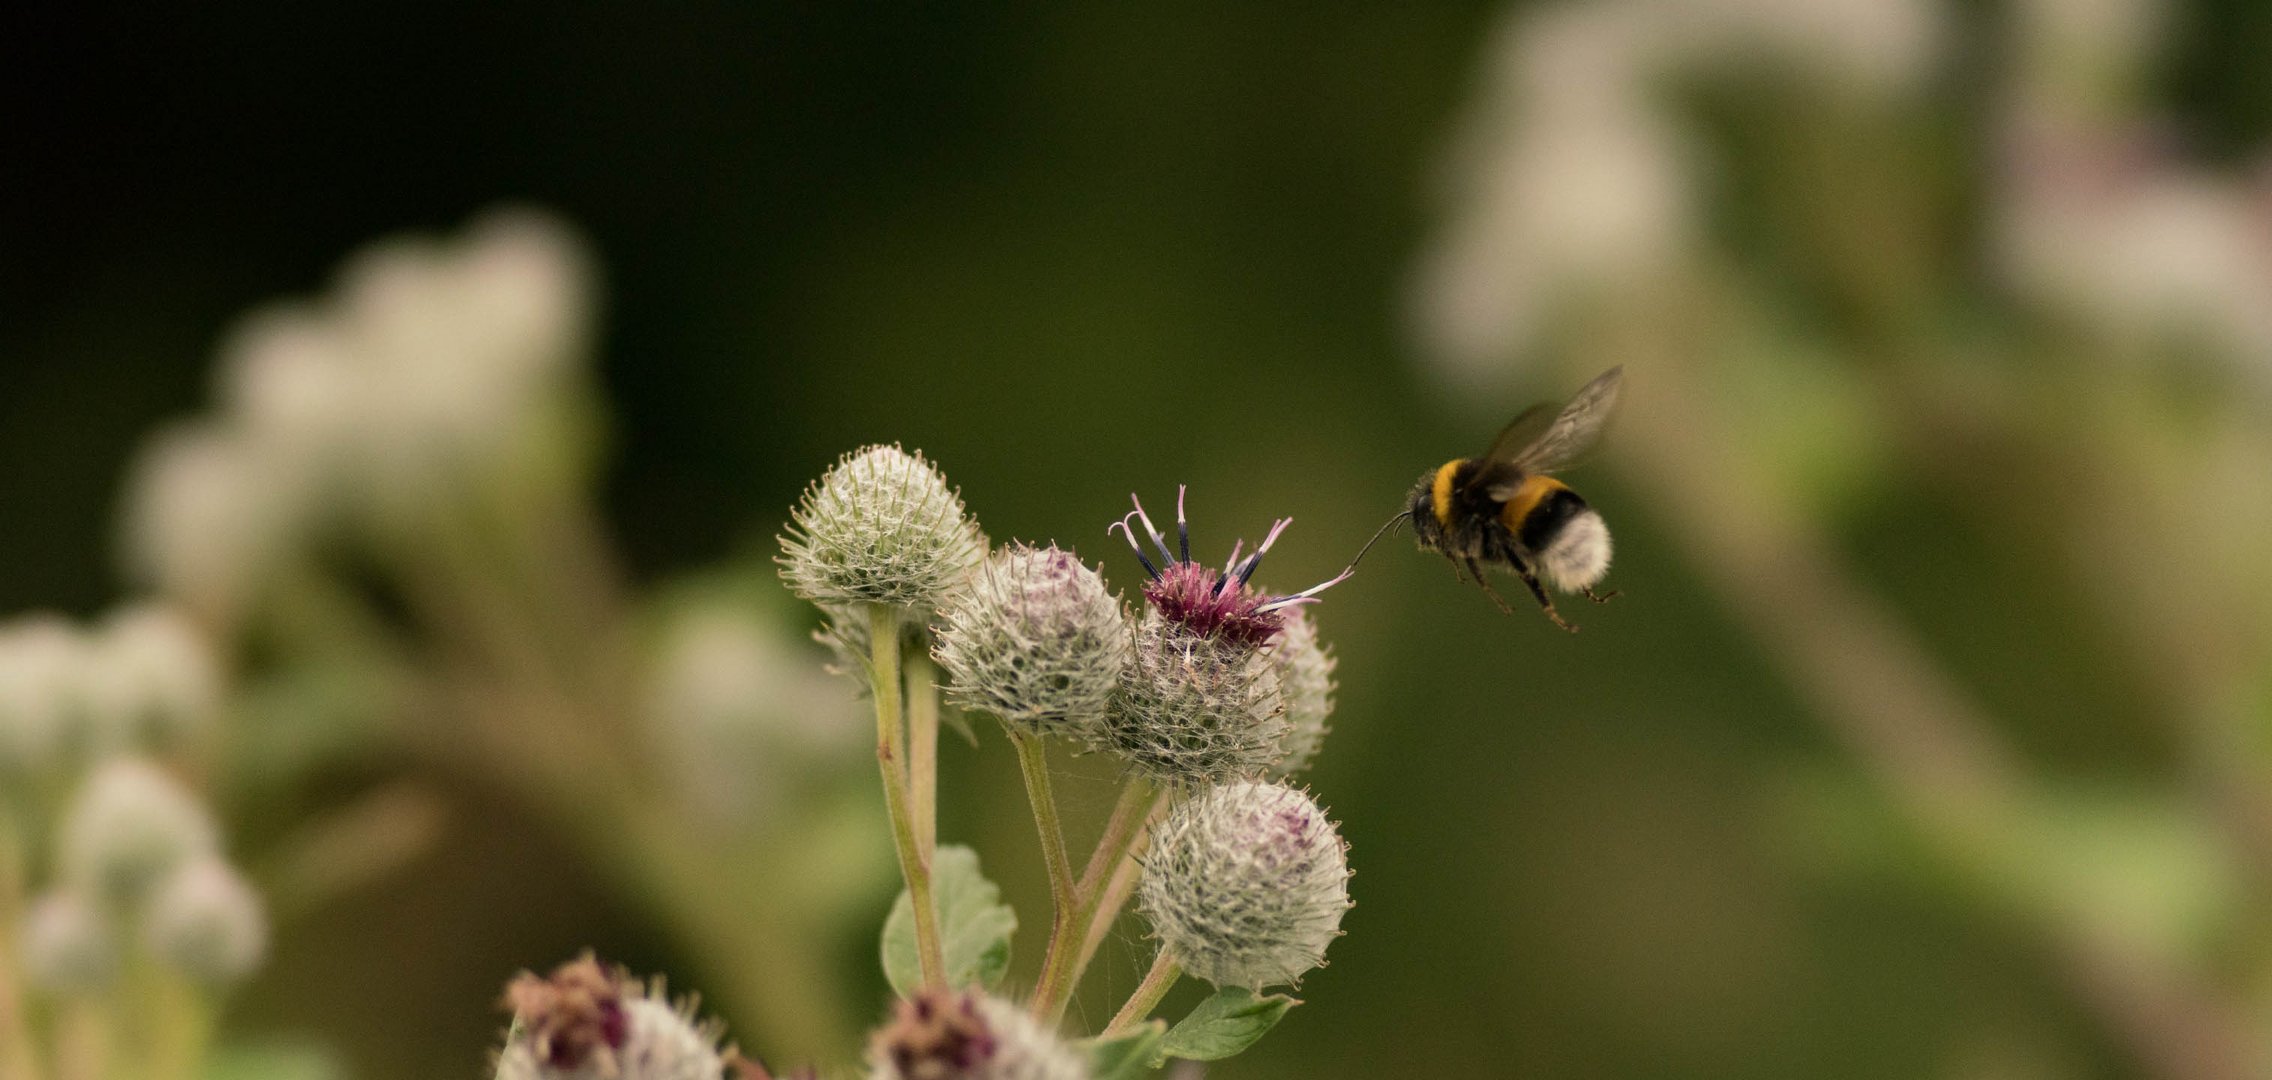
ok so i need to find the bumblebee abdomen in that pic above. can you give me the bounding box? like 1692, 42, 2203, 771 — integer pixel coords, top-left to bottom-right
1500, 476, 1574, 544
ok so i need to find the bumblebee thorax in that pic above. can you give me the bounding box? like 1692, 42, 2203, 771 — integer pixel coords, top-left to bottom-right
1427, 459, 1465, 527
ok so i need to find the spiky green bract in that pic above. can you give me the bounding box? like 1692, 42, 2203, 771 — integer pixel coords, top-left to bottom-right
58, 758, 220, 906
778, 445, 986, 612
868, 987, 1089, 1080
1102, 609, 1286, 786
497, 956, 734, 1080
1265, 607, 1335, 780
933, 544, 1131, 743
1140, 781, 1351, 990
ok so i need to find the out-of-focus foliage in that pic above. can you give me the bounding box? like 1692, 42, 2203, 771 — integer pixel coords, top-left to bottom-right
6, 0, 2272, 1076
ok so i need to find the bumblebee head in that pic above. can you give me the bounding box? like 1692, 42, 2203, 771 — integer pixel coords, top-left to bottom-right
1406, 471, 1445, 550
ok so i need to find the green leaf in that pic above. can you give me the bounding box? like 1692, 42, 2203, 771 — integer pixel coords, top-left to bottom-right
881, 844, 1016, 997
203, 1039, 346, 1080
1158, 987, 1299, 1062
1081, 1020, 1167, 1080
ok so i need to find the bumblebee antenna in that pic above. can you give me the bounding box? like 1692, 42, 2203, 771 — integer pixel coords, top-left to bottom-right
1336, 510, 1410, 581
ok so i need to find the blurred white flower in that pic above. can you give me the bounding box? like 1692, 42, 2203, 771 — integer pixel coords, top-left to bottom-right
1412, 0, 1943, 398
1995, 121, 2272, 368
121, 207, 599, 618
59, 757, 221, 906
645, 602, 864, 822
117, 421, 311, 629
144, 855, 269, 987
0, 615, 87, 780
81, 602, 223, 757
19, 889, 116, 994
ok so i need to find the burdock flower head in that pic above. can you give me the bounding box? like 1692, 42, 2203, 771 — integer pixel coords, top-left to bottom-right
1102, 490, 1346, 785
867, 986, 1087, 1080
1139, 780, 1352, 990
778, 445, 987, 614
497, 954, 735, 1080
932, 543, 1130, 744
1110, 489, 1345, 650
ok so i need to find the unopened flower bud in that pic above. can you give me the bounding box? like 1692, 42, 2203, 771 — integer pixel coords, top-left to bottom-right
145, 856, 267, 986
19, 889, 116, 993
867, 987, 1086, 1080
933, 544, 1130, 743
59, 758, 220, 905
1139, 780, 1351, 990
498, 955, 732, 1080
778, 446, 986, 611
1103, 609, 1287, 786
1266, 607, 1335, 779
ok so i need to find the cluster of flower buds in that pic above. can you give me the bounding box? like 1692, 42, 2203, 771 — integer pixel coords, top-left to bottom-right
22, 757, 267, 991
117, 208, 599, 625
780, 446, 1356, 1009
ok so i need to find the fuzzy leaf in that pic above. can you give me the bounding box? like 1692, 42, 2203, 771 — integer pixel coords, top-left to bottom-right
1082, 1021, 1167, 1080
881, 844, 1016, 997
1159, 987, 1298, 1062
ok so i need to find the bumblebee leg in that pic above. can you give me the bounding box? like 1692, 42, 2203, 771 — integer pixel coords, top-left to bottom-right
1509, 560, 1577, 633
1584, 587, 1620, 605
1462, 557, 1515, 615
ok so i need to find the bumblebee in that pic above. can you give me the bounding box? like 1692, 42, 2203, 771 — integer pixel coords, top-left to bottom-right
1405, 366, 1624, 632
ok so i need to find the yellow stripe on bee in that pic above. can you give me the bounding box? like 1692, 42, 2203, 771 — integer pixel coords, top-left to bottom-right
1430, 460, 1463, 526
1500, 475, 1567, 533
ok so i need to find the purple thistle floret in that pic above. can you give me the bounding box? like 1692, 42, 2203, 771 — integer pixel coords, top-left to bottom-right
1109, 487, 1348, 649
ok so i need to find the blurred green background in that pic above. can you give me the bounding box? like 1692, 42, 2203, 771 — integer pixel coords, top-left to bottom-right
8, 3, 2272, 1077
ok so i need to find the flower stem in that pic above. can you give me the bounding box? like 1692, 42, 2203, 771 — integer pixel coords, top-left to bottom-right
1030, 777, 1159, 1024
1073, 830, 1148, 981
1104, 950, 1182, 1037
907, 652, 941, 863
870, 604, 944, 989
1009, 729, 1076, 911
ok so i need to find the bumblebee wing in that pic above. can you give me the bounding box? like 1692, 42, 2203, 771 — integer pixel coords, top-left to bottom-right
1508, 365, 1625, 475
1451, 404, 1553, 501
1479, 404, 1556, 466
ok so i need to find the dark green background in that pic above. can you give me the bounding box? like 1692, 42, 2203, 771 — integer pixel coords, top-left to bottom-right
6, 4, 2271, 1076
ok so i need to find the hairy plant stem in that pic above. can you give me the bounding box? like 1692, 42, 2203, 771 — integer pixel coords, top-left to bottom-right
1009, 730, 1076, 910
1030, 777, 1160, 1024
1073, 796, 1164, 981
1104, 950, 1182, 1037
870, 604, 944, 989
908, 652, 941, 863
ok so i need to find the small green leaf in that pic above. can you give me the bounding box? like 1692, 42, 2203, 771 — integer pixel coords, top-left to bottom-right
881, 844, 1016, 997
1081, 1020, 1167, 1080
1159, 987, 1298, 1062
